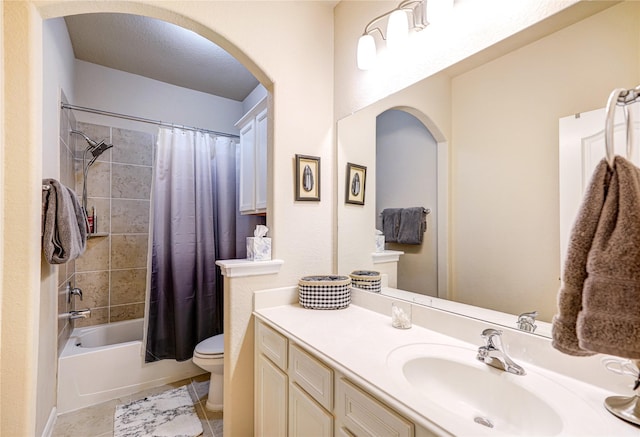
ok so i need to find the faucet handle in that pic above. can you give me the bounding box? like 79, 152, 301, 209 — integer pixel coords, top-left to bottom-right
481, 328, 503, 348
517, 311, 538, 332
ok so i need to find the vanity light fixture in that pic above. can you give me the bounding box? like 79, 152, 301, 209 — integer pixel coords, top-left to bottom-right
356, 0, 429, 70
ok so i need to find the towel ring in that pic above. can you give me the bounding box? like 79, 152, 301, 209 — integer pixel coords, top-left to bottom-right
605, 87, 639, 168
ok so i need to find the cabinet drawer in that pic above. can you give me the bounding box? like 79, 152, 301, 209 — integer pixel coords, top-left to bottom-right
256, 321, 288, 370
336, 378, 413, 437
289, 344, 334, 410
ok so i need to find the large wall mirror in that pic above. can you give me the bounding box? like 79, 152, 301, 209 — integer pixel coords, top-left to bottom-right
337, 2, 640, 337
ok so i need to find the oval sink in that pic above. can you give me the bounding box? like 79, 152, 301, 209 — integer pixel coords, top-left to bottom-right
386, 343, 596, 436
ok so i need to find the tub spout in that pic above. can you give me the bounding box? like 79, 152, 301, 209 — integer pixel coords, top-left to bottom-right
69, 309, 91, 320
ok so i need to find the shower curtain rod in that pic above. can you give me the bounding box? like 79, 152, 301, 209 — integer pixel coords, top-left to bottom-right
61, 103, 240, 139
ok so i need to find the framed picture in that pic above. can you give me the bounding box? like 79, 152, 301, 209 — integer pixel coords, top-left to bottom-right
345, 162, 367, 205
295, 154, 321, 201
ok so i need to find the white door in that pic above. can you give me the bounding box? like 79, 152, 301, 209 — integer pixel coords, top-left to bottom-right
558, 105, 640, 268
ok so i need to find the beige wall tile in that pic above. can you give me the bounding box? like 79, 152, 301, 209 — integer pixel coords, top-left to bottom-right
77, 160, 111, 200
111, 199, 150, 234
111, 268, 146, 305
111, 234, 148, 269
74, 307, 108, 328
75, 271, 110, 309
110, 303, 144, 322
75, 236, 110, 272
85, 197, 110, 235
112, 164, 152, 200
112, 128, 153, 166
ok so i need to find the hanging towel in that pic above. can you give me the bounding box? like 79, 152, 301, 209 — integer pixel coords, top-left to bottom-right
381, 208, 402, 243
552, 157, 640, 359
397, 207, 427, 245
42, 178, 87, 264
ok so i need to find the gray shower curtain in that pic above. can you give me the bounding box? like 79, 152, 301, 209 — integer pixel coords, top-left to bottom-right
145, 128, 262, 362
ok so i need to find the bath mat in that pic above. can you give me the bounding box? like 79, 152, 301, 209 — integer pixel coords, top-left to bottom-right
114, 386, 203, 437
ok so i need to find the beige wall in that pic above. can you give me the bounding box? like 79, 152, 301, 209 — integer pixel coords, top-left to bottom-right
2, 1, 334, 435
333, 0, 595, 119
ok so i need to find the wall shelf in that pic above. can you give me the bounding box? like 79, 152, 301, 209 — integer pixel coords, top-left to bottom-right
87, 232, 109, 239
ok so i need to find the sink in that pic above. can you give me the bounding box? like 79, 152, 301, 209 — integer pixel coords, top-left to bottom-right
386, 343, 597, 436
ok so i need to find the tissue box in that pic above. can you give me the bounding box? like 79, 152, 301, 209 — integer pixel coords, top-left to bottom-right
375, 235, 385, 252
246, 237, 271, 261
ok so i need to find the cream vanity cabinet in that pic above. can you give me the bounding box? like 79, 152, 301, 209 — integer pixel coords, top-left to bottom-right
255, 319, 419, 437
235, 97, 268, 215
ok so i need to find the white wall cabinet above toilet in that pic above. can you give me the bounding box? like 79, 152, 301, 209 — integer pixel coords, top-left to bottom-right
236, 97, 268, 215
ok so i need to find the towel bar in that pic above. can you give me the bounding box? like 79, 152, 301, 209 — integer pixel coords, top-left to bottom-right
42, 184, 51, 190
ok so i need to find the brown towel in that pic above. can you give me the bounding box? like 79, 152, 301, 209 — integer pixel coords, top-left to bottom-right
552, 157, 640, 358
42, 179, 87, 264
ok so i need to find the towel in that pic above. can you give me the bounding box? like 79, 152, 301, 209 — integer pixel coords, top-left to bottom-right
397, 207, 427, 244
382, 208, 402, 243
42, 178, 87, 264
552, 157, 640, 359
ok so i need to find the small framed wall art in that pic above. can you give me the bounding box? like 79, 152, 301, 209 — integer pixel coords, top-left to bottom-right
295, 154, 321, 201
345, 162, 367, 205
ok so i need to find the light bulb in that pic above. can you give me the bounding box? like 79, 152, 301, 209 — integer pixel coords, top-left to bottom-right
386, 9, 409, 50
357, 34, 376, 70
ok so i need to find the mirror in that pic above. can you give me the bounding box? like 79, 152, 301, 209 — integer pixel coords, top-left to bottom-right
337, 2, 640, 336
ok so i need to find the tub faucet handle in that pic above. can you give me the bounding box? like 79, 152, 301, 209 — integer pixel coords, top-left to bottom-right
67, 283, 83, 303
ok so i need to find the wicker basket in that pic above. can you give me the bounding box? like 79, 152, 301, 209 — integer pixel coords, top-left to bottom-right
298, 275, 351, 310
349, 270, 382, 293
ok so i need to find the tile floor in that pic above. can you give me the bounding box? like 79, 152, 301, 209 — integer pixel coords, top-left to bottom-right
52, 374, 222, 437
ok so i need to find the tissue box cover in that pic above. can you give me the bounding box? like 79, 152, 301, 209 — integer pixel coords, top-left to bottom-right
375, 235, 385, 252
247, 237, 271, 261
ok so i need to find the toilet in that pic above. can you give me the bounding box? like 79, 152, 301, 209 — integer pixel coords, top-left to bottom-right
192, 333, 224, 411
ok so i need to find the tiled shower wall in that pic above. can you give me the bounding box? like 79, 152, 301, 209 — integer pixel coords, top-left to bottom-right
57, 97, 77, 354
71, 120, 154, 328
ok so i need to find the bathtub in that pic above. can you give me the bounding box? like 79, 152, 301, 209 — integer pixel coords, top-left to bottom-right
57, 318, 204, 414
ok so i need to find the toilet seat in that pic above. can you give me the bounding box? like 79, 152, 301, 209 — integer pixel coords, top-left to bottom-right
194, 333, 224, 358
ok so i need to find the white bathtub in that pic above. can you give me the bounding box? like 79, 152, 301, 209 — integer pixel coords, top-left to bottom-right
57, 318, 204, 414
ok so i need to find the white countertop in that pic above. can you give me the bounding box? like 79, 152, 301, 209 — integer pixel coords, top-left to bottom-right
255, 302, 639, 436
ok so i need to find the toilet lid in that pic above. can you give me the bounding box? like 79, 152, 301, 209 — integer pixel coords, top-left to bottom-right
195, 333, 224, 356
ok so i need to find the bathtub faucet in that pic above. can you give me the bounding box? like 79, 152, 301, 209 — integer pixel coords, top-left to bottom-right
69, 309, 91, 320
67, 282, 83, 303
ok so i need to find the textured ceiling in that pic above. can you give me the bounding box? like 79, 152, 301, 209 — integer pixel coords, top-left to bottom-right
64, 13, 259, 102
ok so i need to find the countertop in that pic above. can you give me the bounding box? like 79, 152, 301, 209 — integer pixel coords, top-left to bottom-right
255, 302, 639, 436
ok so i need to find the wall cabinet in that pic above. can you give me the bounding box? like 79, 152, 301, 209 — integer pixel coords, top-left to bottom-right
255, 319, 422, 437
236, 97, 268, 215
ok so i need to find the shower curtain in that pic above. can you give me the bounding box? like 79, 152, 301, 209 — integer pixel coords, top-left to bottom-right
145, 127, 262, 362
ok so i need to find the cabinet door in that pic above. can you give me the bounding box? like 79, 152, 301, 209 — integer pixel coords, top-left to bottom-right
255, 107, 268, 211
289, 383, 333, 437
256, 354, 288, 436
239, 119, 256, 213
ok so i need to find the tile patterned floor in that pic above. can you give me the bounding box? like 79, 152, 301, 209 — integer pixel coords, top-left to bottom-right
52, 374, 222, 437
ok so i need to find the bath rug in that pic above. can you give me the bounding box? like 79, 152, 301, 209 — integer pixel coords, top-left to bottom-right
114, 386, 203, 437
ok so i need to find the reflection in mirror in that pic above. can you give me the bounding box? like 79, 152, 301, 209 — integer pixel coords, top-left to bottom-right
337, 2, 640, 337
376, 109, 439, 296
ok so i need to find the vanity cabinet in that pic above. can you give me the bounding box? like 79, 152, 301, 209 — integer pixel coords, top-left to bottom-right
255, 319, 419, 437
236, 97, 268, 215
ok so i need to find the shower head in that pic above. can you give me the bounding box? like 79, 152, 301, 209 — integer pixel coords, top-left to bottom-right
71, 130, 114, 166
90, 141, 113, 159
70, 129, 100, 148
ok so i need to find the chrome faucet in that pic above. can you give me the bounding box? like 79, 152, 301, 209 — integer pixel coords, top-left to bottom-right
69, 309, 91, 320
67, 282, 83, 303
517, 311, 538, 333
477, 328, 526, 375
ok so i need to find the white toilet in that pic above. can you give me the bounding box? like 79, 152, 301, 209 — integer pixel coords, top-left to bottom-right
192, 333, 224, 411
